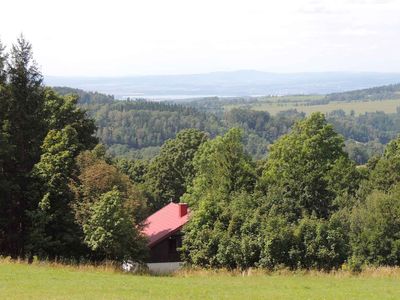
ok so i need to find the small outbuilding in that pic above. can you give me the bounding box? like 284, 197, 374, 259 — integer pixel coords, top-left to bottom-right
142, 202, 190, 273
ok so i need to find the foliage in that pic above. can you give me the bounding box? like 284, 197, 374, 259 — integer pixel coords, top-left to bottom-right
27, 126, 83, 258
0, 36, 48, 256
83, 188, 147, 261
325, 84, 400, 102
53, 86, 115, 104
344, 139, 384, 165
81, 99, 222, 151
5, 36, 400, 270
144, 129, 208, 211
261, 112, 360, 220
43, 88, 98, 150
367, 136, 400, 192
350, 186, 400, 266
0, 37, 145, 262
259, 215, 349, 270
60, 86, 400, 165
182, 128, 256, 208
181, 129, 257, 268
182, 114, 361, 270
115, 158, 149, 184
71, 147, 148, 231
66, 90, 305, 160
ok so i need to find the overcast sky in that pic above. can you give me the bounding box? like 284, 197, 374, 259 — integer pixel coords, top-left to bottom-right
1, 0, 400, 76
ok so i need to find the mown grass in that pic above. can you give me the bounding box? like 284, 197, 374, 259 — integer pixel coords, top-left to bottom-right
224, 99, 400, 115
1, 260, 400, 299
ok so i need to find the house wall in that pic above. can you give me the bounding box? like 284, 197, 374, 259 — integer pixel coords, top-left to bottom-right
147, 262, 183, 274
148, 232, 182, 263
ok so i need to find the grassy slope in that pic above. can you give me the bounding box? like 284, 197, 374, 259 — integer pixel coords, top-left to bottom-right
1, 263, 400, 299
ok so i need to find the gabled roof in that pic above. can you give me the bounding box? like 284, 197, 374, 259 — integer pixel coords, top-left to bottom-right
142, 202, 190, 247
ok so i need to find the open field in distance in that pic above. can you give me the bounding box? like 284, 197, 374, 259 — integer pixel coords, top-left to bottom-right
1, 260, 400, 300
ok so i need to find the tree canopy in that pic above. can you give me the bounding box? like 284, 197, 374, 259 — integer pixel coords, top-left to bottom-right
261, 112, 360, 220
3, 37, 400, 271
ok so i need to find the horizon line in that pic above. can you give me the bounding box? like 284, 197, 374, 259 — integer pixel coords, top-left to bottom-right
43, 70, 400, 79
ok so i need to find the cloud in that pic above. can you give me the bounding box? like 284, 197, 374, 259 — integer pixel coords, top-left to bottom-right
2, 0, 400, 75
299, 1, 347, 14
348, 0, 396, 4
340, 28, 378, 37
298, 0, 397, 15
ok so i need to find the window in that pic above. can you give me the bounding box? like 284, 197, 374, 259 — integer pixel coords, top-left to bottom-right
168, 237, 177, 254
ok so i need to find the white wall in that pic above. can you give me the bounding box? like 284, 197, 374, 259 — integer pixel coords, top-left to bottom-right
147, 262, 183, 274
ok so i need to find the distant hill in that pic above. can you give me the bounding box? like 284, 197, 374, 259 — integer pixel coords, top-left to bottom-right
52, 86, 304, 160
53, 86, 115, 104
46, 71, 400, 99
52, 85, 400, 164
324, 83, 400, 102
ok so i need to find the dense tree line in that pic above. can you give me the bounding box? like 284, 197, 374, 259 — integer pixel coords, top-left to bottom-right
81, 100, 223, 156
54, 87, 304, 160
327, 110, 400, 164
180, 113, 400, 271
0, 37, 148, 262
54, 87, 400, 165
325, 84, 400, 102
54, 87, 115, 104
3, 37, 400, 271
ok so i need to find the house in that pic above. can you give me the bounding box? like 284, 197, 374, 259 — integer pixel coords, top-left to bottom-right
142, 202, 190, 273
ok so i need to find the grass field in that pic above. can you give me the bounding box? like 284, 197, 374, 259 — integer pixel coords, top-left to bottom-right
224, 99, 400, 115
1, 261, 400, 299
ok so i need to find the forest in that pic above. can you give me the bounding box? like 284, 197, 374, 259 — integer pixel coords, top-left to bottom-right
2, 37, 400, 271
53, 85, 400, 164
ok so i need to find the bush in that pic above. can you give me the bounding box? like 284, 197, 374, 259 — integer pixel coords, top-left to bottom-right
350, 186, 400, 266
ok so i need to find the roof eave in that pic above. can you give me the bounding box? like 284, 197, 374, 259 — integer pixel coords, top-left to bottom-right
147, 225, 184, 248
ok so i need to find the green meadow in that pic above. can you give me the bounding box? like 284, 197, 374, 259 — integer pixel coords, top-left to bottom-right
1, 261, 400, 300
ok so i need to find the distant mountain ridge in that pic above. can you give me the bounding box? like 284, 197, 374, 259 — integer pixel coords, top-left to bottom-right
45, 70, 400, 100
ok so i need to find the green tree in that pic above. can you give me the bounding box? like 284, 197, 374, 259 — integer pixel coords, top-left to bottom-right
182, 128, 255, 208
115, 158, 149, 184
257, 213, 349, 270
25, 87, 98, 259
368, 136, 400, 192
0, 36, 47, 257
181, 129, 257, 268
144, 129, 208, 211
0, 36, 99, 259
43, 88, 97, 150
71, 148, 147, 229
261, 112, 360, 220
0, 40, 9, 179
350, 185, 400, 266
0, 41, 13, 248
27, 126, 84, 258
83, 188, 147, 261
258, 215, 296, 269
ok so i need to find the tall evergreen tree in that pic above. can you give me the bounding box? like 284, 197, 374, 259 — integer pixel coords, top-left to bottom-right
0, 36, 47, 256
0, 41, 13, 248
0, 40, 8, 173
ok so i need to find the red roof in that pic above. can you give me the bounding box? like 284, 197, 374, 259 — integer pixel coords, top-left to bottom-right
142, 203, 190, 247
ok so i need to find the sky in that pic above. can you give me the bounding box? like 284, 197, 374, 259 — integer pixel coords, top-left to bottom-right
1, 0, 400, 76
